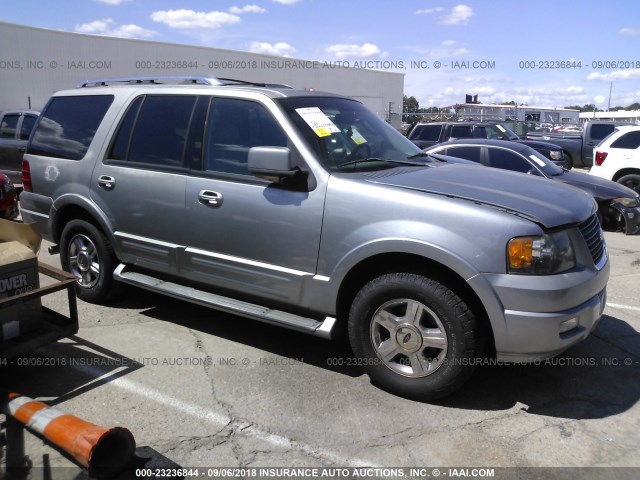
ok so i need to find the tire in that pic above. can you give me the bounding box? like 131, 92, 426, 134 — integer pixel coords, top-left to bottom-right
60, 219, 117, 303
562, 152, 573, 170
348, 273, 480, 401
617, 173, 640, 195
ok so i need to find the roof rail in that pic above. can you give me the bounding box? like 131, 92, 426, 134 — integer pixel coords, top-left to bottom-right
77, 76, 225, 88
77, 76, 294, 89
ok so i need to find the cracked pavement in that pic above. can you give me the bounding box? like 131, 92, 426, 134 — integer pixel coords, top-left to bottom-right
1, 231, 639, 473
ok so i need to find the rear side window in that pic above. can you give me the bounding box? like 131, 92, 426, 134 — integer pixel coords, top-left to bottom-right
28, 95, 113, 160
589, 124, 616, 142
610, 131, 640, 150
445, 146, 483, 163
109, 95, 198, 168
449, 125, 473, 139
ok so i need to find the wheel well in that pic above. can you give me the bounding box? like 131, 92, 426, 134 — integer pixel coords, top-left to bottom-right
612, 168, 640, 182
53, 205, 104, 244
335, 253, 495, 352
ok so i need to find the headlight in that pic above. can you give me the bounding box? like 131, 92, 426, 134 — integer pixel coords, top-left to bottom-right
613, 197, 639, 208
508, 231, 576, 274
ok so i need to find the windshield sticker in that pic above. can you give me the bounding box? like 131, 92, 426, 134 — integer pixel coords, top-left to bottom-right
529, 154, 546, 167
496, 125, 506, 133
351, 128, 367, 145
295, 107, 340, 137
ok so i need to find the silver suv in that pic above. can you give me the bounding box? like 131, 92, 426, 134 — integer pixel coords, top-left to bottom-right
20, 77, 609, 400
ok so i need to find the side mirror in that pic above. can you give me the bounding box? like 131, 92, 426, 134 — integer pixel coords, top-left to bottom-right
248, 146, 299, 180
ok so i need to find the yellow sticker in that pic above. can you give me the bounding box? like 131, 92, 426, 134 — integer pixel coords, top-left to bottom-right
315, 127, 332, 137
351, 128, 367, 145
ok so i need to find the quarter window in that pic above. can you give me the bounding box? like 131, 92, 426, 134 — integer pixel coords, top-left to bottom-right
28, 95, 114, 160
20, 115, 38, 140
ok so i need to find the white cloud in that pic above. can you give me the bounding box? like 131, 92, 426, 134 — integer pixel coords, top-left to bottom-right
620, 28, 640, 36
416, 7, 444, 14
94, 0, 131, 4
250, 41, 296, 56
151, 10, 240, 29
325, 43, 386, 59
594, 95, 607, 105
272, 0, 301, 4
229, 5, 267, 14
74, 18, 157, 38
440, 5, 474, 25
587, 69, 640, 81
441, 40, 457, 46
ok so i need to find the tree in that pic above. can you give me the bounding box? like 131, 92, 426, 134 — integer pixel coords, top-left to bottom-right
403, 95, 419, 113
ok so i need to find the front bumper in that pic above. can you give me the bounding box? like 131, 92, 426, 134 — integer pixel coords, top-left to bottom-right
471, 252, 610, 363
496, 287, 606, 362
609, 201, 640, 235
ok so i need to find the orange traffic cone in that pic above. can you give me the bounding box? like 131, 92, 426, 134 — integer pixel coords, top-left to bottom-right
2, 392, 136, 478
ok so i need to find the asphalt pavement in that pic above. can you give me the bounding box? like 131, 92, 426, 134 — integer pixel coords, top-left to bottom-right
1, 231, 639, 477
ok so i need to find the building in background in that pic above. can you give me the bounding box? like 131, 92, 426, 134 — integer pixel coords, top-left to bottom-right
0, 22, 404, 127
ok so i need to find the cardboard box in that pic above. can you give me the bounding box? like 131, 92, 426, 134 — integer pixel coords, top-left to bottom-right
0, 219, 43, 341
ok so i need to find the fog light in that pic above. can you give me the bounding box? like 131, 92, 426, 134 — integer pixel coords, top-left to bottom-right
559, 317, 579, 333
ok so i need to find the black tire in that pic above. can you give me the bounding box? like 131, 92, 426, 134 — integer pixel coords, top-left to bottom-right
617, 173, 640, 195
562, 152, 573, 170
60, 219, 117, 303
348, 273, 479, 401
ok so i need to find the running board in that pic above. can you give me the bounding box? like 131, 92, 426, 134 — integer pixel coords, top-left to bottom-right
113, 264, 335, 339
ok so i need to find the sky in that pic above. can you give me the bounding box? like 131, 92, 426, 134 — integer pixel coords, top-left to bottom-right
2, 0, 640, 110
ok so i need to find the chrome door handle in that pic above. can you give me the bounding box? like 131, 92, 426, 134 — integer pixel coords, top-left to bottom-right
98, 175, 116, 190
198, 190, 223, 207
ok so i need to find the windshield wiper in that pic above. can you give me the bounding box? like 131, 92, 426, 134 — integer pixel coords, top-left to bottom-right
338, 157, 428, 168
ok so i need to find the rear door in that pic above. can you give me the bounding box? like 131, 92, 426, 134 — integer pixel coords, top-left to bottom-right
91, 94, 199, 274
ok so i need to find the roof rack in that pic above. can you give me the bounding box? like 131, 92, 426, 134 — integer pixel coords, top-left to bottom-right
77, 76, 293, 89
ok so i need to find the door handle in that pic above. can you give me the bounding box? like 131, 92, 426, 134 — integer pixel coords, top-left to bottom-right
198, 190, 223, 207
98, 175, 116, 190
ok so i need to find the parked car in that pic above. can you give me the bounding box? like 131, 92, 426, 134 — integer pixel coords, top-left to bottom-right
526, 121, 631, 169
589, 125, 640, 195
20, 76, 609, 400
405, 121, 567, 167
0, 171, 18, 219
424, 139, 640, 235
0, 109, 40, 184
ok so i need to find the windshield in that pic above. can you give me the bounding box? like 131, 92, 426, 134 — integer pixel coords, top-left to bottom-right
278, 96, 424, 172
525, 147, 564, 176
491, 124, 519, 140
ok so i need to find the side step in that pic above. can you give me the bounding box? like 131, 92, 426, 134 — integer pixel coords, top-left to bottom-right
113, 264, 336, 339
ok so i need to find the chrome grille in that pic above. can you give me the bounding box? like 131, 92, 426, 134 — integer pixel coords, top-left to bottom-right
578, 214, 605, 265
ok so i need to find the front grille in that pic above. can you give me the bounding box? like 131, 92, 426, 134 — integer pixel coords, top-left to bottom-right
578, 214, 605, 266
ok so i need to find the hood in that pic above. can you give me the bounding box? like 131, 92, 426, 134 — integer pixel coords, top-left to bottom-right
554, 170, 638, 201
365, 165, 595, 229
513, 139, 561, 150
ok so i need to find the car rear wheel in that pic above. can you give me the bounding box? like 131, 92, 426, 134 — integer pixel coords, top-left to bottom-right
348, 272, 480, 401
60, 219, 116, 303
617, 173, 640, 195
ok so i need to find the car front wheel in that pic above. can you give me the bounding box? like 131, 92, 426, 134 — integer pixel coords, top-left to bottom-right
617, 173, 640, 195
348, 272, 480, 401
60, 219, 117, 303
